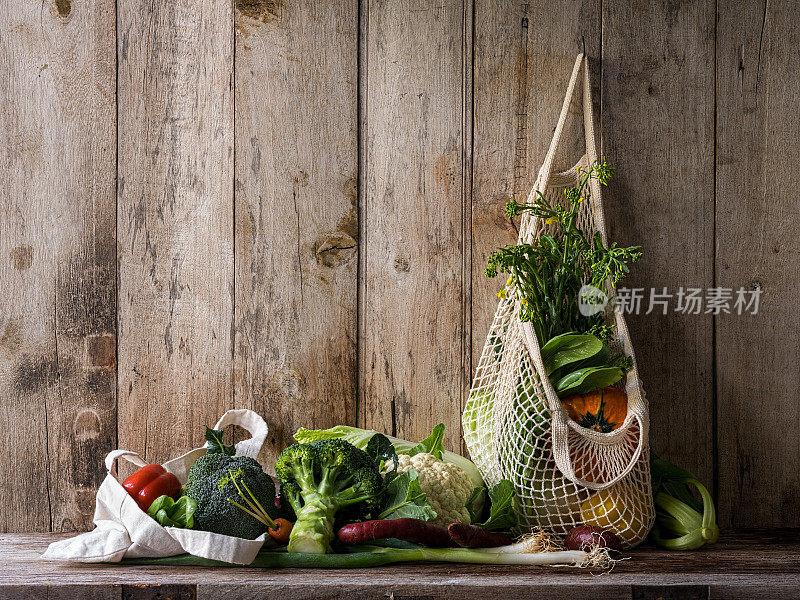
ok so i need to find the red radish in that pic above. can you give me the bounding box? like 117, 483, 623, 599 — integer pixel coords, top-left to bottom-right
564, 525, 622, 551
448, 522, 513, 548
337, 519, 451, 547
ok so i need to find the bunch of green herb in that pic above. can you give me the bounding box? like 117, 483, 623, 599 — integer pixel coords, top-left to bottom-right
485, 159, 642, 345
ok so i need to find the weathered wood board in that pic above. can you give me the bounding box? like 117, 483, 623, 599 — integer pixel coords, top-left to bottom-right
233, 0, 359, 470
716, 0, 800, 528
359, 0, 471, 449
0, 0, 116, 532
117, 0, 234, 464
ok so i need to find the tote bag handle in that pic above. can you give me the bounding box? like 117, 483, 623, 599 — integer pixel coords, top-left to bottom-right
519, 53, 608, 244
519, 54, 647, 490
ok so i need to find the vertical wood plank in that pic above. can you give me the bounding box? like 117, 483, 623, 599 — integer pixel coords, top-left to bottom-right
471, 2, 600, 443
0, 0, 116, 531
716, 0, 800, 527
233, 1, 359, 467
360, 0, 470, 448
118, 0, 234, 463
602, 0, 716, 485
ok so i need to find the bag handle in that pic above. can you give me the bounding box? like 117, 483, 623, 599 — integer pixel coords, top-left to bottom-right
519, 54, 647, 490
104, 409, 269, 482
105, 450, 147, 477
519, 54, 608, 247
519, 54, 584, 243
212, 409, 269, 460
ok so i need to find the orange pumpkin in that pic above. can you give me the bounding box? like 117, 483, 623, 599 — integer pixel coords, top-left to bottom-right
561, 386, 628, 433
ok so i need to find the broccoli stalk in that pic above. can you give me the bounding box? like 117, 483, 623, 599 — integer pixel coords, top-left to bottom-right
226, 469, 277, 530
277, 439, 384, 554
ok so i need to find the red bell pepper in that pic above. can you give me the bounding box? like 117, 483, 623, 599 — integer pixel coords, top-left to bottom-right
122, 464, 181, 512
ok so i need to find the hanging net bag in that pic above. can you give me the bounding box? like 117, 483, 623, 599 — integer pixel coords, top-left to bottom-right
463, 54, 655, 548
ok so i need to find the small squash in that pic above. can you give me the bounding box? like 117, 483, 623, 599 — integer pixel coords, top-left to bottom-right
561, 386, 627, 433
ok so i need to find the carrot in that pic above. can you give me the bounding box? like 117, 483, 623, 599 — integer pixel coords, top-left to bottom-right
268, 518, 293, 544
337, 518, 451, 547
448, 522, 513, 548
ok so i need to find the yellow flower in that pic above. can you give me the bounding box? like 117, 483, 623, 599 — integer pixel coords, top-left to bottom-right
545, 217, 557, 225
520, 298, 529, 306
505, 276, 513, 287
496, 289, 507, 299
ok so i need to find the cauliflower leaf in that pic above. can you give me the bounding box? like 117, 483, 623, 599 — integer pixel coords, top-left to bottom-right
378, 469, 437, 521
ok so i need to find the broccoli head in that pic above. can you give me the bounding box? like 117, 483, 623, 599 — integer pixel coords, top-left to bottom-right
184, 453, 277, 540
276, 439, 384, 553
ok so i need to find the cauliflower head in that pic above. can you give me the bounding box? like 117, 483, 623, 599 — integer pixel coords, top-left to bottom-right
394, 453, 474, 525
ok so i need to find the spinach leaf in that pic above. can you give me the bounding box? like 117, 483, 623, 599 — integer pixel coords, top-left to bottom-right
541, 333, 603, 376
465, 486, 485, 523
204, 426, 236, 456
550, 343, 611, 381
554, 366, 623, 397
407, 423, 445, 459
366, 433, 397, 467
475, 479, 517, 531
378, 469, 437, 521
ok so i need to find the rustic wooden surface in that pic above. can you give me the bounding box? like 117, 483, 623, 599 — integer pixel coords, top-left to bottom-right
1, 0, 799, 531
1, 530, 798, 599
117, 0, 234, 468
0, 0, 117, 533
715, 0, 800, 529
360, 0, 471, 448
233, 0, 359, 471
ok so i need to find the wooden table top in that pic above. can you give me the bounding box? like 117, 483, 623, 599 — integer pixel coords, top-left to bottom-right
0, 529, 798, 599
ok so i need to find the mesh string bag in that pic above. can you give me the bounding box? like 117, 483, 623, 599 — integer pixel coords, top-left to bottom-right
463, 54, 655, 548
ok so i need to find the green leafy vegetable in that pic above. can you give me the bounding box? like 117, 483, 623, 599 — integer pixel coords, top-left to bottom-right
465, 486, 485, 523
147, 494, 197, 529
204, 426, 236, 456
293, 424, 486, 516
378, 469, 437, 521
474, 480, 517, 531
649, 455, 719, 550
485, 159, 642, 345
407, 424, 445, 459
366, 433, 398, 476
540, 333, 603, 376
554, 366, 624, 397
549, 343, 611, 383
539, 333, 629, 397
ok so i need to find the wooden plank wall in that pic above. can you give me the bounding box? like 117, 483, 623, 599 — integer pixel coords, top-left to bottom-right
0, 0, 797, 531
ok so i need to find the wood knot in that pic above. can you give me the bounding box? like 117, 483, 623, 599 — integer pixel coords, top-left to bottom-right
393, 257, 410, 273
86, 333, 116, 368
236, 0, 281, 23
54, 0, 71, 18
314, 232, 356, 268
73, 409, 101, 441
